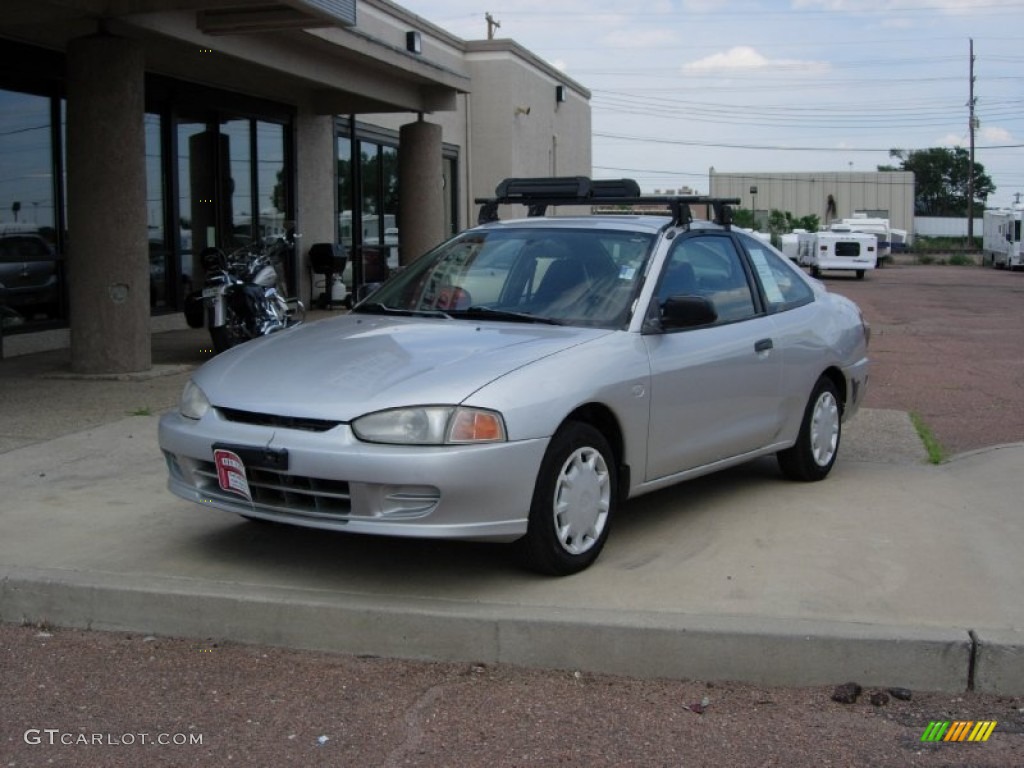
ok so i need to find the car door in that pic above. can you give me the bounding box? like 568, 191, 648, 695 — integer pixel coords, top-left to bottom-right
642, 232, 783, 481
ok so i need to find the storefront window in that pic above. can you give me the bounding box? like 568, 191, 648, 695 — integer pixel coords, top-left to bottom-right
221, 119, 253, 249
145, 113, 168, 309
0, 89, 60, 329
442, 155, 456, 238
337, 135, 352, 249
256, 121, 286, 241
360, 141, 386, 282
176, 119, 208, 295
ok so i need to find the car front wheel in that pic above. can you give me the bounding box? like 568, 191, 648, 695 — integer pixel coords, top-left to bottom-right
518, 422, 616, 575
777, 376, 841, 482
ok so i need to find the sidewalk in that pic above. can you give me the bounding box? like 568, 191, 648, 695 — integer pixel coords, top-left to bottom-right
1, 321, 1023, 694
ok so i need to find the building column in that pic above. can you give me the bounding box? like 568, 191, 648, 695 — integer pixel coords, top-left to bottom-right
66, 33, 149, 374
398, 118, 444, 266
295, 110, 337, 305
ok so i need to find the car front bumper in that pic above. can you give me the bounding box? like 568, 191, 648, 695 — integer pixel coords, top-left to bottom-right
158, 410, 548, 542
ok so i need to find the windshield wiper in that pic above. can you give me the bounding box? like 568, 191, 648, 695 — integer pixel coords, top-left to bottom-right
355, 302, 452, 319
458, 306, 563, 325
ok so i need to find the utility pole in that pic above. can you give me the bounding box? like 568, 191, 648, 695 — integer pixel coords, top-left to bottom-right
968, 38, 977, 244
485, 12, 500, 40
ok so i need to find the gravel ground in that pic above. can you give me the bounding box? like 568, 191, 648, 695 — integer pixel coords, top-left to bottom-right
3, 625, 1023, 767
827, 263, 1024, 457
4, 263, 1024, 767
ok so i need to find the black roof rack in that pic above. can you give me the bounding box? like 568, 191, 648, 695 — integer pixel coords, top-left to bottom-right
475, 176, 740, 230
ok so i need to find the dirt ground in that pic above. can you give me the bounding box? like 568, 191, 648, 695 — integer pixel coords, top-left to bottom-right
3, 263, 1024, 767
828, 263, 1024, 457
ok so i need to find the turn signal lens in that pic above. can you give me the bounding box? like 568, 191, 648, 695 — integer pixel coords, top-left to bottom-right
448, 409, 506, 443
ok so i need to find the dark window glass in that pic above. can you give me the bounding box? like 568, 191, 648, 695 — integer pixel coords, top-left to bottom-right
220, 118, 252, 249
145, 113, 168, 309
256, 121, 286, 240
0, 89, 61, 327
337, 135, 352, 248
663, 235, 756, 325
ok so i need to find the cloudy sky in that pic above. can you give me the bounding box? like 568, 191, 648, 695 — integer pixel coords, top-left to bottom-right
399, 0, 1024, 208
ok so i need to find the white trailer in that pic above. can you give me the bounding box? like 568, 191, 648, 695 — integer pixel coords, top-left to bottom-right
983, 208, 1023, 269
830, 214, 908, 258
798, 230, 877, 279
781, 229, 817, 262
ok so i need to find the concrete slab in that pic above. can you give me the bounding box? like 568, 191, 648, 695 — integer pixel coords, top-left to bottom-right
0, 413, 1021, 692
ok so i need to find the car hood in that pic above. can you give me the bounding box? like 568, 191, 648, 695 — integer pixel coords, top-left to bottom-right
194, 314, 611, 420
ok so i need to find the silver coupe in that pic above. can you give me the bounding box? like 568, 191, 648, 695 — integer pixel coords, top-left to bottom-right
159, 178, 869, 575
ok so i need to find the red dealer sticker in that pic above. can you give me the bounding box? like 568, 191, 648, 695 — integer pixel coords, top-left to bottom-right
213, 448, 253, 502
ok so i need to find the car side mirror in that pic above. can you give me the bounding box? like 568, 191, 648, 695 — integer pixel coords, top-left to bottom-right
660, 295, 717, 330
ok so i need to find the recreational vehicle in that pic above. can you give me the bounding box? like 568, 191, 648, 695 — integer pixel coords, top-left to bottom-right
798, 230, 878, 279
983, 207, 1023, 269
830, 214, 907, 259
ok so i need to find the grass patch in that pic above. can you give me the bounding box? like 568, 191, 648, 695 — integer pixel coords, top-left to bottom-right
946, 253, 976, 266
910, 412, 946, 464
130, 406, 153, 417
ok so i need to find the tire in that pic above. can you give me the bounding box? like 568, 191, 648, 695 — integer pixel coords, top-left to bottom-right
777, 376, 842, 482
210, 322, 247, 354
810, 265, 821, 278
517, 422, 617, 576
856, 269, 866, 280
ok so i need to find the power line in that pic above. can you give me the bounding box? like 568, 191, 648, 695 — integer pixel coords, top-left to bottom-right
593, 131, 1024, 152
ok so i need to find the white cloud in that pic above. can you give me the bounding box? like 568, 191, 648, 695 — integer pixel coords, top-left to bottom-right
682, 46, 830, 74
936, 126, 1014, 147
981, 126, 1013, 143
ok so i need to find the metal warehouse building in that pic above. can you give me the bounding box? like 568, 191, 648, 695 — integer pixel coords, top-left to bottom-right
709, 170, 915, 235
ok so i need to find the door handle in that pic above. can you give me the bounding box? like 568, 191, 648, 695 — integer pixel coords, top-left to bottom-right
754, 338, 774, 353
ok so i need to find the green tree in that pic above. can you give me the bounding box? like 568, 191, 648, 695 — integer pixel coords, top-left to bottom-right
731, 208, 755, 228
767, 209, 790, 235
794, 214, 820, 232
879, 147, 994, 216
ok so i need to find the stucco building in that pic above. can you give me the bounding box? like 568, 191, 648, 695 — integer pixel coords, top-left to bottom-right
0, 0, 591, 369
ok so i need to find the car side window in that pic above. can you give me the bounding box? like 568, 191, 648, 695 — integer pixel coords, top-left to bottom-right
743, 241, 815, 313
661, 235, 757, 325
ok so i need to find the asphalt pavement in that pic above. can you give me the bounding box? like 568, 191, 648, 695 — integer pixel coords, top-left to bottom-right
1, 312, 1023, 696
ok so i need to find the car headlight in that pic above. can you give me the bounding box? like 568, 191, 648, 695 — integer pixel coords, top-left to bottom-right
352, 406, 506, 445
179, 380, 211, 420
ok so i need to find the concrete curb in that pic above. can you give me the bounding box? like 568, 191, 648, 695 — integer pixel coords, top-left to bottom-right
973, 629, 1024, 695
0, 566, 977, 693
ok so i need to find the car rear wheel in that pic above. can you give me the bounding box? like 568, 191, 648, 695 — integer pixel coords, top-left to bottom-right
777, 376, 841, 482
518, 422, 616, 575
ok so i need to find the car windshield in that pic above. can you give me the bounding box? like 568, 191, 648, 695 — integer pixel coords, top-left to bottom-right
355, 227, 656, 329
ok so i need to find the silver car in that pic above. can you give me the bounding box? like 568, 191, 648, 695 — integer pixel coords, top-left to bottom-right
159, 178, 869, 575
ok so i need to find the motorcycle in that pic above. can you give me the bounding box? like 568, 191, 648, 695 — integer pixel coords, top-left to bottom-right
190, 230, 305, 353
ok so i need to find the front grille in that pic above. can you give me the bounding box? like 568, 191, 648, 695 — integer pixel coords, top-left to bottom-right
193, 459, 352, 519
218, 407, 342, 433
